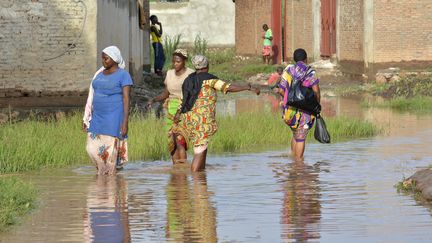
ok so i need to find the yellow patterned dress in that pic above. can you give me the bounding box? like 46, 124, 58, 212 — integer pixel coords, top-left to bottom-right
179, 79, 230, 148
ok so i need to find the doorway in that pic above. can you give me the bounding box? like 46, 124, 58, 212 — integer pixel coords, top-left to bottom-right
320, 0, 336, 57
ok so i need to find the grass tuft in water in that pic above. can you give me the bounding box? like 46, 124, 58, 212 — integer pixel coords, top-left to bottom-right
0, 112, 379, 173
395, 178, 424, 201
0, 176, 37, 231
383, 96, 432, 112
364, 96, 432, 113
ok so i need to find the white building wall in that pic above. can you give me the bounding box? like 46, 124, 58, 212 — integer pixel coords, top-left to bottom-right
150, 0, 235, 46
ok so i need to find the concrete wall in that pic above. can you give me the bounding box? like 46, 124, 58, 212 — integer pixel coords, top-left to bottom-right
0, 0, 150, 97
98, 0, 150, 84
235, 0, 271, 55
150, 0, 235, 47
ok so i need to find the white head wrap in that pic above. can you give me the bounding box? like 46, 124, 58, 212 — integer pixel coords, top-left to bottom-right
102, 46, 126, 69
192, 55, 208, 70
173, 49, 188, 59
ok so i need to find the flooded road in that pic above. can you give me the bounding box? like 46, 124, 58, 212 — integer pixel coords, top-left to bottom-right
1, 95, 432, 242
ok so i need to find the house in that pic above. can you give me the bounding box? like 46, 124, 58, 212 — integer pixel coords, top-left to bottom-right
235, 0, 432, 76
0, 0, 151, 98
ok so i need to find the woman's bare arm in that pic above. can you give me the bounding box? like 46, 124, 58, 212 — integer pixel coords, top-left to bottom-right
312, 84, 320, 103
121, 86, 131, 137
227, 83, 260, 95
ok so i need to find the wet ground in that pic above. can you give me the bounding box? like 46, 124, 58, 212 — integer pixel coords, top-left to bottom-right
1, 94, 432, 242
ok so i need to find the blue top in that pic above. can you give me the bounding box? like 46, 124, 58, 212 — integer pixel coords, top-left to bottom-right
88, 68, 133, 138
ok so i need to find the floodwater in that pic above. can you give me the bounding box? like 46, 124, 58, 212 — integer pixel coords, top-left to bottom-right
2, 94, 432, 243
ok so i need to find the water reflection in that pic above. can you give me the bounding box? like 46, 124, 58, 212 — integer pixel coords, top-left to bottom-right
165, 165, 217, 243
84, 175, 131, 243
272, 161, 321, 242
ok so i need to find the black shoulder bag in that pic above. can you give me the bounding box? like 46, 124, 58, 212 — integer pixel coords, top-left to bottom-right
286, 68, 321, 115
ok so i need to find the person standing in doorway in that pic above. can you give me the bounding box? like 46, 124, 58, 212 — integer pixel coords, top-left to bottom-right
262, 24, 273, 65
150, 15, 165, 76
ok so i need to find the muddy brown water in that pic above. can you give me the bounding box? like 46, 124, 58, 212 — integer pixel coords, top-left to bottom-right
1, 94, 432, 242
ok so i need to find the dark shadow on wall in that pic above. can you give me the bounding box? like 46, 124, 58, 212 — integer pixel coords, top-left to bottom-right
272, 45, 279, 65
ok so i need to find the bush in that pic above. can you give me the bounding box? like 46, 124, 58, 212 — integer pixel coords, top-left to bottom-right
0, 177, 37, 230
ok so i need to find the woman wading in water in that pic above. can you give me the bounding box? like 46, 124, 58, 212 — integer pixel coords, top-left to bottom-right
173, 55, 261, 172
148, 49, 193, 163
83, 46, 133, 175
278, 48, 321, 161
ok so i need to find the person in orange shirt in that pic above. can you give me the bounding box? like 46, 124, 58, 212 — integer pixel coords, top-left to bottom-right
266, 66, 284, 88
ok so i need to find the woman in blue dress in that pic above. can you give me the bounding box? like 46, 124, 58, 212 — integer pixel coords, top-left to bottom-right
82, 46, 133, 175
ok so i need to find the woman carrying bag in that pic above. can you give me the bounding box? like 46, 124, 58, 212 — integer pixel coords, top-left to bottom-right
278, 48, 322, 161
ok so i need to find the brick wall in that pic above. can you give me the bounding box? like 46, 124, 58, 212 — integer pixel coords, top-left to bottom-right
0, 0, 98, 97
338, 0, 364, 62
285, 0, 314, 61
235, 0, 271, 55
0, 0, 150, 98
373, 0, 432, 63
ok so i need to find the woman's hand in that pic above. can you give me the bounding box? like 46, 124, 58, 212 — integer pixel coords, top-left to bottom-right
254, 87, 261, 95
82, 122, 88, 132
121, 121, 128, 138
173, 112, 181, 124
146, 100, 153, 109
248, 84, 260, 95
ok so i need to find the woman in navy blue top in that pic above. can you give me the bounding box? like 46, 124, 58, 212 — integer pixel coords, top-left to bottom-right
83, 46, 133, 175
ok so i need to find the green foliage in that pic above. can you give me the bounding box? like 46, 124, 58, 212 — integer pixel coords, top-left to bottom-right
192, 34, 208, 56
395, 178, 425, 201
210, 58, 276, 82
363, 96, 432, 113
207, 48, 236, 65
363, 74, 432, 112
386, 96, 432, 111
332, 85, 365, 97
211, 112, 291, 152
391, 75, 432, 98
369, 74, 432, 98
0, 177, 37, 230
395, 179, 417, 193
0, 112, 379, 173
163, 34, 182, 70
322, 116, 378, 141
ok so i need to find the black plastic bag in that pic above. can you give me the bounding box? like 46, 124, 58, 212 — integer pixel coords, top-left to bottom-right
314, 114, 330, 143
286, 73, 321, 115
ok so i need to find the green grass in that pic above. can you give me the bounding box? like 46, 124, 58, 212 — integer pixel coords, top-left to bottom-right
385, 96, 432, 111
210, 56, 277, 82
0, 176, 37, 231
363, 96, 432, 112
395, 178, 425, 201
0, 112, 379, 173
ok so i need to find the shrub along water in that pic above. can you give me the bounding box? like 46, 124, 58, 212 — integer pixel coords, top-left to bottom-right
363, 74, 432, 112
0, 176, 37, 231
0, 112, 379, 174
365, 96, 432, 112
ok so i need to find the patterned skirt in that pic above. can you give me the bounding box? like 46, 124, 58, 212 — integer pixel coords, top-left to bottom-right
166, 99, 189, 155
86, 133, 128, 175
